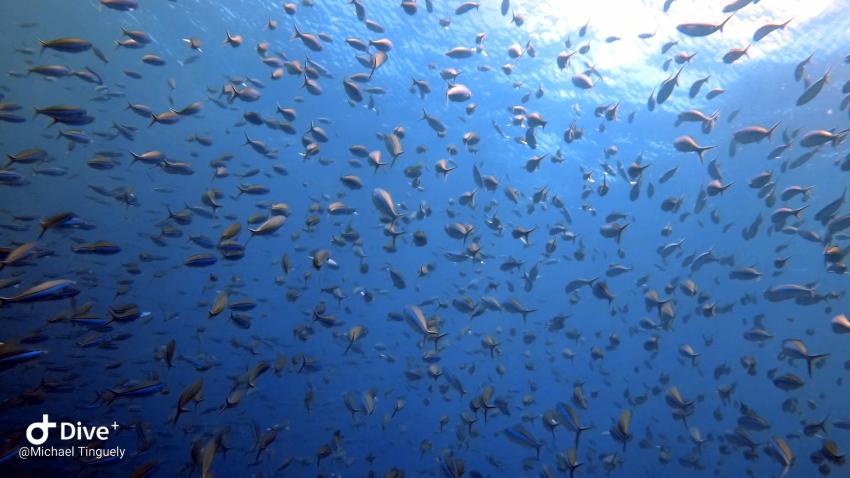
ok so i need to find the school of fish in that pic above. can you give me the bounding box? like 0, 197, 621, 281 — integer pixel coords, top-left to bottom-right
2, 0, 850, 477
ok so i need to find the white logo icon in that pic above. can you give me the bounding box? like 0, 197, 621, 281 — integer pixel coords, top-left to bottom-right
26, 414, 56, 445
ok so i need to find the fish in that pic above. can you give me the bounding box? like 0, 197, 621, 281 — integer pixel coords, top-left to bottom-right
796, 68, 830, 106
371, 188, 404, 224
292, 25, 323, 51
733, 123, 780, 144
673, 135, 715, 163
753, 19, 793, 42
610, 409, 633, 450
689, 76, 710, 98
814, 188, 846, 225
504, 424, 541, 458
100, 0, 138, 10
722, 42, 751, 64
39, 37, 91, 53
0, 346, 48, 368
405, 304, 438, 336
0, 279, 78, 306
676, 14, 734, 37
799, 128, 849, 148
764, 284, 816, 302
656, 66, 684, 104
172, 380, 203, 424
247, 216, 285, 239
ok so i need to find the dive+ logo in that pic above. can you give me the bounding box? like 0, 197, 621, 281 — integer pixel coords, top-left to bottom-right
26, 414, 118, 445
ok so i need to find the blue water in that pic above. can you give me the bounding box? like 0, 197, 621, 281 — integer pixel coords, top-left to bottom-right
2, 0, 850, 476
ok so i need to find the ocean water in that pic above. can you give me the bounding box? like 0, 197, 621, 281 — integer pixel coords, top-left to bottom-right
1, 0, 850, 476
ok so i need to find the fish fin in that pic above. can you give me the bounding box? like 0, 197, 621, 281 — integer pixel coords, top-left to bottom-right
767, 122, 781, 141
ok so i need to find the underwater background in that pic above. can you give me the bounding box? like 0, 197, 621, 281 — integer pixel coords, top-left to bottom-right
2, 0, 850, 477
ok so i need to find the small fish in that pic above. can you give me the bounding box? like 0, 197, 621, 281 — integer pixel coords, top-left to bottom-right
676, 14, 734, 37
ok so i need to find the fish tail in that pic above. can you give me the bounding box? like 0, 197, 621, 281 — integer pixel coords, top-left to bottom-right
698, 146, 715, 164
148, 114, 157, 127
832, 128, 850, 147
807, 353, 830, 376
616, 223, 629, 243
719, 13, 735, 32
389, 211, 406, 227
767, 122, 781, 141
